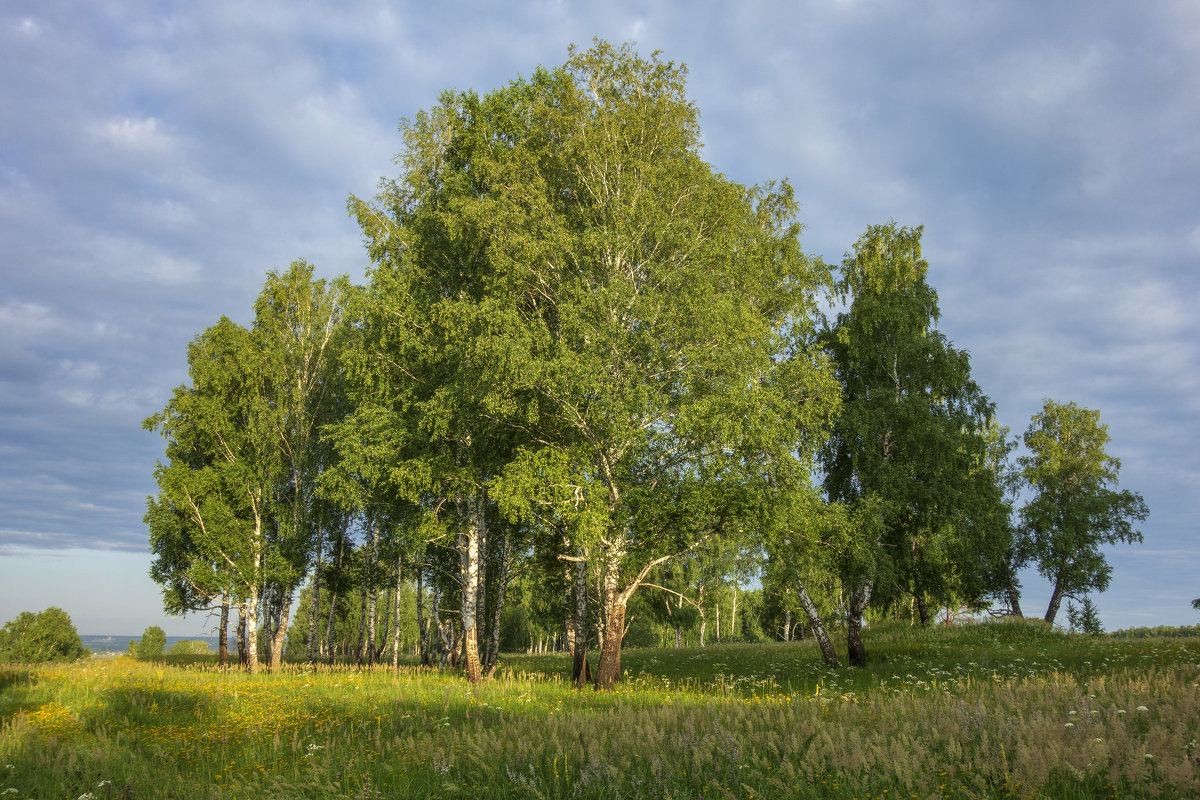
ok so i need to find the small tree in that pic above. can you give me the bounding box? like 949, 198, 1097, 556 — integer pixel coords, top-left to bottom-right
130, 625, 167, 659
1018, 399, 1149, 625
0, 608, 89, 663
1066, 597, 1104, 635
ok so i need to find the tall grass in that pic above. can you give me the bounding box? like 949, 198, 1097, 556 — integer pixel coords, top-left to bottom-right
2, 618, 1197, 799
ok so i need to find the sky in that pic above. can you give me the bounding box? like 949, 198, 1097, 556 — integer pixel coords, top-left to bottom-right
1, 1, 1197, 637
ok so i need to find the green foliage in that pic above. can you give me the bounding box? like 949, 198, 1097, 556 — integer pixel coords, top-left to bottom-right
819, 223, 1008, 659
1019, 399, 1149, 624
0, 607, 88, 663
1110, 624, 1200, 639
167, 639, 212, 655
1066, 597, 1105, 635
129, 625, 166, 659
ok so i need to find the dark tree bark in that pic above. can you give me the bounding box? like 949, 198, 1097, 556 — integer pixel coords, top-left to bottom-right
218, 598, 230, 667
847, 579, 873, 668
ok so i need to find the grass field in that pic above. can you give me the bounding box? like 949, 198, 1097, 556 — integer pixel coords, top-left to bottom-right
2, 619, 1198, 799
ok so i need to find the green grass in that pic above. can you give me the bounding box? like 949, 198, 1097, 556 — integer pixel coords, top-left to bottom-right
2, 619, 1198, 799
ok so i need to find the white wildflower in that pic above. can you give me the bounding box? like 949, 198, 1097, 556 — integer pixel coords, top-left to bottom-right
1137, 705, 1149, 712
1064, 722, 1075, 728
1117, 709, 1126, 715
1095, 738, 1104, 743
1145, 753, 1154, 760
1068, 710, 1077, 716
77, 794, 95, 800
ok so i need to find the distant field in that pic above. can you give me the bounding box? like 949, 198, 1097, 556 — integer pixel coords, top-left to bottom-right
3, 619, 1198, 799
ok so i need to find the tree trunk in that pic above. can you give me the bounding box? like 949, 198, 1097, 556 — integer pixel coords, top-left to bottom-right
325, 531, 344, 665
571, 554, 590, 686
244, 590, 261, 674
1007, 584, 1024, 617
595, 542, 627, 690
783, 608, 792, 642
595, 596, 626, 690
392, 555, 403, 668
796, 579, 839, 668
458, 492, 484, 684
416, 564, 429, 666
218, 598, 229, 667
306, 522, 324, 663
237, 602, 249, 667
267, 595, 291, 671
730, 583, 739, 640
1045, 575, 1064, 625
915, 591, 930, 628
714, 601, 720, 643
365, 522, 379, 665
847, 579, 873, 668
563, 559, 575, 657
484, 528, 511, 676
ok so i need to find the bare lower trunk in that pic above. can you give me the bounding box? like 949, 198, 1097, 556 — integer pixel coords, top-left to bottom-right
571, 555, 590, 686
484, 531, 511, 677
417, 565, 429, 666
306, 524, 324, 663
364, 522, 379, 665
218, 598, 229, 667
237, 603, 248, 667
458, 491, 484, 684
392, 555, 403, 668
430, 579, 444, 667
595, 596, 626, 690
783, 608, 792, 642
796, 579, 839, 668
595, 543, 626, 690
847, 579, 873, 668
244, 591, 261, 674
1045, 575, 1064, 625
714, 602, 720, 643
915, 591, 930, 628
1007, 585, 1024, 617
730, 583, 739, 640
267, 595, 291, 671
325, 534, 344, 665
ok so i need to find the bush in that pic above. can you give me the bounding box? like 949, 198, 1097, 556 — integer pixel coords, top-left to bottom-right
168, 639, 211, 655
0, 607, 89, 663
129, 625, 167, 659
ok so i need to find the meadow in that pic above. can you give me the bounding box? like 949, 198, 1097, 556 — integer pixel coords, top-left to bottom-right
2, 619, 1198, 799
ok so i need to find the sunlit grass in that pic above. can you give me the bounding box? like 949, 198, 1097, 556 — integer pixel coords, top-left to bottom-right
2, 619, 1198, 798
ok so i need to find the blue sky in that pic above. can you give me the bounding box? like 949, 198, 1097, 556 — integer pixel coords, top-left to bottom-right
1, 1, 1197, 636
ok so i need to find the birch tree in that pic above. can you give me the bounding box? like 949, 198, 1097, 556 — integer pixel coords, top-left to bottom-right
1018, 399, 1148, 624
820, 223, 1006, 665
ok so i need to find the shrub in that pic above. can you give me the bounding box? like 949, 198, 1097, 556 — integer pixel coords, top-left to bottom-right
168, 639, 211, 655
129, 625, 167, 659
0, 607, 88, 663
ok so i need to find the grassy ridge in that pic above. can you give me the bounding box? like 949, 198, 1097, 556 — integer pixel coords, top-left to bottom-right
2, 619, 1198, 799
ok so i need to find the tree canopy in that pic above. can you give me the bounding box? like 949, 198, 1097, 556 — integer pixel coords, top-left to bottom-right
0, 608, 88, 663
